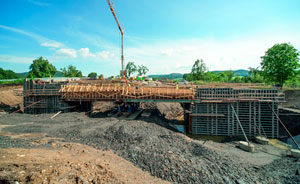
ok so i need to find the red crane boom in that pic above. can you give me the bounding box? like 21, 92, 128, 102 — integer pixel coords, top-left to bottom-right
106, 0, 125, 77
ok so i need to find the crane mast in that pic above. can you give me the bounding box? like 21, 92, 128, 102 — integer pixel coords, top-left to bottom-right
106, 0, 125, 77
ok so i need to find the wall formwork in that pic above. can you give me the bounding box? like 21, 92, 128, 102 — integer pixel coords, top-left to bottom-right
188, 88, 283, 138
23, 80, 69, 114
22, 80, 283, 138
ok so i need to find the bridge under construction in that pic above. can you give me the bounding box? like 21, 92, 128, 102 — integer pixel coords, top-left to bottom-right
22, 79, 285, 138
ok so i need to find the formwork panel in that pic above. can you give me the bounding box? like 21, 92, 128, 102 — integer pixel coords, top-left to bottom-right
190, 101, 278, 138
23, 80, 69, 114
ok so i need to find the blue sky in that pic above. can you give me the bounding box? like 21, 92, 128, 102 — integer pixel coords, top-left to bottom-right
1, 0, 300, 76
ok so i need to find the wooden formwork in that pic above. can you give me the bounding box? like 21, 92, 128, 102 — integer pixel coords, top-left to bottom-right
59, 84, 196, 101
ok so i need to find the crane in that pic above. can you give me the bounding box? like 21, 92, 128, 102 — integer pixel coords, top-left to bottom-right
106, 0, 125, 77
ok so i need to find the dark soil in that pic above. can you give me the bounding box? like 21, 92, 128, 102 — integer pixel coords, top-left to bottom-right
0, 112, 299, 184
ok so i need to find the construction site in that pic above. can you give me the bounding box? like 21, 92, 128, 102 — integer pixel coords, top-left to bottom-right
22, 79, 285, 139
1, 0, 300, 183
0, 78, 299, 183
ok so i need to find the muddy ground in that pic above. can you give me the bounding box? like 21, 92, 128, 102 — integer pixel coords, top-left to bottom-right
0, 112, 299, 184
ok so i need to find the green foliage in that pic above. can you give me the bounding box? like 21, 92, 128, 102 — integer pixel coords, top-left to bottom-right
88, 72, 97, 78
27, 57, 57, 78
223, 70, 234, 82
99, 74, 104, 79
0, 79, 23, 85
0, 68, 18, 79
248, 67, 264, 83
61, 65, 82, 77
152, 77, 158, 81
126, 62, 137, 76
190, 59, 207, 80
284, 76, 300, 88
137, 65, 149, 76
261, 43, 300, 86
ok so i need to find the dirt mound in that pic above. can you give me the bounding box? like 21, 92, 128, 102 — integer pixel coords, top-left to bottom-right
92, 101, 116, 112
0, 140, 169, 184
1, 113, 299, 184
0, 86, 22, 111
282, 90, 300, 109
156, 102, 184, 120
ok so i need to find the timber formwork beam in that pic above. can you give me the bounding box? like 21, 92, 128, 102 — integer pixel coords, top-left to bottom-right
59, 84, 196, 101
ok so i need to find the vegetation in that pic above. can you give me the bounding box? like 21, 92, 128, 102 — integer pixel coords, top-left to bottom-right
2, 43, 300, 88
261, 43, 300, 86
0, 68, 18, 79
137, 65, 149, 76
189, 59, 208, 80
182, 43, 300, 88
61, 65, 83, 77
183, 59, 241, 83
126, 62, 137, 77
27, 57, 57, 78
88, 72, 97, 78
0, 79, 23, 85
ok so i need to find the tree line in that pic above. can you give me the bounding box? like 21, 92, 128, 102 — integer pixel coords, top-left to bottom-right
1, 43, 299, 88
184, 43, 300, 87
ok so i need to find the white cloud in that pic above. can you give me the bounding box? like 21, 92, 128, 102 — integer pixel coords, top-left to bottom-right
97, 51, 114, 59
40, 42, 62, 48
161, 48, 174, 56
55, 48, 77, 58
0, 55, 35, 63
78, 48, 96, 58
124, 33, 300, 74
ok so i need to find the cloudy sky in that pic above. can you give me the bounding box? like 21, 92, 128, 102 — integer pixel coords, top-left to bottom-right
0, 0, 300, 76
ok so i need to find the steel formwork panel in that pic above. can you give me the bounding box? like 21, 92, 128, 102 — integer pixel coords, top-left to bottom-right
190, 101, 278, 138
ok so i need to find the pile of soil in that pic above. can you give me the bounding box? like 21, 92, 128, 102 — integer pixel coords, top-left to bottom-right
0, 138, 168, 183
282, 90, 300, 109
156, 102, 184, 120
0, 86, 23, 112
1, 113, 299, 183
92, 101, 116, 113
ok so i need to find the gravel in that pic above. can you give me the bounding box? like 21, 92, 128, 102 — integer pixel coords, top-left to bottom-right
1, 112, 299, 184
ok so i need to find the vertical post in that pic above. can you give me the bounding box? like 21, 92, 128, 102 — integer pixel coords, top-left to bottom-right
258, 102, 261, 135
249, 101, 252, 136
121, 33, 124, 75
227, 103, 230, 136
272, 101, 275, 138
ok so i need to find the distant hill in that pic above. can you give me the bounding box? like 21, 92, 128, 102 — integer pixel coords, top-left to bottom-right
16, 71, 65, 78
148, 69, 249, 80
212, 69, 249, 77
148, 73, 183, 80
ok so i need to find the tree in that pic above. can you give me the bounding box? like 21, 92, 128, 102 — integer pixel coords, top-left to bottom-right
27, 57, 56, 78
0, 68, 18, 79
190, 59, 207, 80
126, 62, 137, 76
223, 70, 234, 82
248, 67, 264, 83
261, 43, 300, 86
137, 65, 149, 76
61, 65, 82, 77
88, 72, 97, 78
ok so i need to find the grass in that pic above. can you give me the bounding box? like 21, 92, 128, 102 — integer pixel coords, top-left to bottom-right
0, 79, 23, 85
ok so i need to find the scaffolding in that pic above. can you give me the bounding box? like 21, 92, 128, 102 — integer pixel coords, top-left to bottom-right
59, 84, 195, 101
22, 80, 284, 138
188, 88, 283, 138
23, 80, 69, 114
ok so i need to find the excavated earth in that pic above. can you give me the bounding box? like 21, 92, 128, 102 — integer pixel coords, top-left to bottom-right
0, 113, 299, 184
